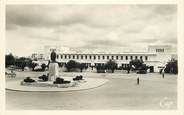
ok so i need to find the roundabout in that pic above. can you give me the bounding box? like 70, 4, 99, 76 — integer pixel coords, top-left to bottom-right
6, 77, 109, 92
6, 72, 177, 110
6, 51, 109, 92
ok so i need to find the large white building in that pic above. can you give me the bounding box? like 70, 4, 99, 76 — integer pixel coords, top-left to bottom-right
42, 45, 177, 72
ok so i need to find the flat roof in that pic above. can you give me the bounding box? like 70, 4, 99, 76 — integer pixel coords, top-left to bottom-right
59, 52, 156, 55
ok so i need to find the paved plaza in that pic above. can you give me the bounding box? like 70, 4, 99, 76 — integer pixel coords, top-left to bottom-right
6, 70, 177, 110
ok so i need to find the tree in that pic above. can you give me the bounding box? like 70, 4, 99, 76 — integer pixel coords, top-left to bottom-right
26, 59, 33, 68
96, 64, 106, 73
129, 59, 144, 70
65, 60, 78, 72
105, 60, 117, 73
129, 59, 148, 74
18, 57, 27, 71
14, 57, 32, 71
6, 54, 33, 70
141, 64, 148, 70
164, 59, 178, 74
5, 53, 15, 67
78, 63, 86, 72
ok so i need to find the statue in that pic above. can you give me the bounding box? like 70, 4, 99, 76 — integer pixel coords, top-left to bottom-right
51, 50, 57, 62
48, 50, 59, 81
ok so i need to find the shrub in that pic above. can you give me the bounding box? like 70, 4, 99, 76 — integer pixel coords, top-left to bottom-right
41, 63, 47, 71
73, 75, 83, 81
24, 77, 35, 83
62, 80, 71, 84
53, 77, 71, 84
38, 74, 48, 81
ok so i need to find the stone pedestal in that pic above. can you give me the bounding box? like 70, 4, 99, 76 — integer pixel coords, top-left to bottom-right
48, 62, 59, 81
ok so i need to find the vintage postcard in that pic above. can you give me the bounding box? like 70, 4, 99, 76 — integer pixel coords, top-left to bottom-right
1, 0, 184, 115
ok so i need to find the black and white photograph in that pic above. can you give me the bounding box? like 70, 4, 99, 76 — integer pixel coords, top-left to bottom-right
4, 3, 180, 111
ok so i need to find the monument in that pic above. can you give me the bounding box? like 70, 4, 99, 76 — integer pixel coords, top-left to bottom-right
48, 50, 59, 81
6, 49, 109, 92
17, 50, 91, 89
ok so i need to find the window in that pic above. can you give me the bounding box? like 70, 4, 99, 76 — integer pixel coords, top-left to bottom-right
126, 56, 128, 60
107, 56, 109, 59
73, 55, 75, 59
121, 56, 123, 60
116, 56, 118, 60
156, 49, 164, 52
135, 56, 137, 59
89, 55, 92, 59
77, 55, 79, 59
140, 56, 142, 60
80, 55, 83, 59
98, 56, 100, 60
94, 56, 96, 60
69, 55, 71, 59
103, 56, 105, 60
145, 56, 148, 60
112, 56, 114, 60
85, 55, 87, 59
130, 56, 133, 60
61, 55, 63, 59
57, 55, 59, 59
65, 55, 67, 59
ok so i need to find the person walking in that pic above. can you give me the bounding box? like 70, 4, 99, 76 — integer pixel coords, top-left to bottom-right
137, 77, 139, 85
162, 69, 165, 78
127, 65, 131, 74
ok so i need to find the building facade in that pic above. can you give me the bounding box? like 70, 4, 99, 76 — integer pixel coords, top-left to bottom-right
31, 53, 45, 60
41, 45, 177, 72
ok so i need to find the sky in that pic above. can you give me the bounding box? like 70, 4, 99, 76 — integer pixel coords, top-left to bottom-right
6, 4, 177, 57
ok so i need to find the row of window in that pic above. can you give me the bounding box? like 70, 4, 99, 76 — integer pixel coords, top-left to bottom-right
156, 49, 164, 52
56, 54, 148, 61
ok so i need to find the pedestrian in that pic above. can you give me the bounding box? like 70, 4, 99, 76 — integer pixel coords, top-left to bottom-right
162, 69, 165, 78
127, 69, 130, 74
127, 66, 130, 74
137, 77, 139, 85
